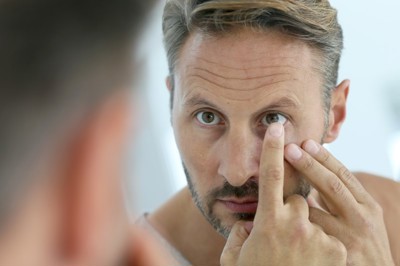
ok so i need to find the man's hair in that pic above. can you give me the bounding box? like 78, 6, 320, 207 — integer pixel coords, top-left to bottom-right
0, 0, 154, 224
162, 0, 343, 109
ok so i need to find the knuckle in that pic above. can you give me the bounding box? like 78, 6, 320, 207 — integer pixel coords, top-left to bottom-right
265, 166, 283, 181
346, 235, 363, 254
370, 200, 383, 214
351, 212, 377, 236
320, 149, 331, 164
236, 223, 250, 239
360, 216, 377, 233
325, 236, 347, 259
291, 218, 310, 240
266, 139, 283, 150
333, 240, 347, 259
328, 178, 344, 196
302, 156, 315, 171
337, 166, 353, 183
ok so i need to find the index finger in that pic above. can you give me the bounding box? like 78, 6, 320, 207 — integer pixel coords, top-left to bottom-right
256, 122, 285, 218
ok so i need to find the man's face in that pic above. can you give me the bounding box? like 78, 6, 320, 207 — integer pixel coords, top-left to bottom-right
171, 29, 329, 237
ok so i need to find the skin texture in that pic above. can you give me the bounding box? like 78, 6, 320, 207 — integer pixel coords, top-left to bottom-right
148, 28, 400, 265
222, 127, 394, 266
221, 123, 347, 266
172, 29, 330, 235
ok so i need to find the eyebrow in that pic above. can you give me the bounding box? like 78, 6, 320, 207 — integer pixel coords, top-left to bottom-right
183, 94, 300, 111
184, 95, 220, 109
267, 96, 300, 109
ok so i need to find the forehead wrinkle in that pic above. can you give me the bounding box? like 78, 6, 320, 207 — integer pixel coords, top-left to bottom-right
186, 74, 297, 92
194, 56, 304, 72
191, 66, 299, 81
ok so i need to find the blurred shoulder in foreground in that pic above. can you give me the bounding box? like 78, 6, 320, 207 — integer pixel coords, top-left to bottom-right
0, 0, 163, 265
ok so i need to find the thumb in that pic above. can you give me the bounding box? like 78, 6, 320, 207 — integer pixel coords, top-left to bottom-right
221, 221, 253, 266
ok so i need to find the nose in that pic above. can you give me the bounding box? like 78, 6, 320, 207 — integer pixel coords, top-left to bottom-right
217, 127, 261, 187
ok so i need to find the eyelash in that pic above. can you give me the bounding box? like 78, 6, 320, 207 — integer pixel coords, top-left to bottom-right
258, 112, 288, 127
193, 110, 289, 128
194, 110, 225, 127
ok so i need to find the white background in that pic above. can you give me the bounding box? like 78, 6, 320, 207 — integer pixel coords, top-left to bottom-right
126, 0, 400, 217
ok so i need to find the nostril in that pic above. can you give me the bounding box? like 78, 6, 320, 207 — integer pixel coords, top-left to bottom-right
221, 170, 258, 188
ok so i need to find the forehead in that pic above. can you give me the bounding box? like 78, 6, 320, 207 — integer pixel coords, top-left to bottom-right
174, 28, 323, 105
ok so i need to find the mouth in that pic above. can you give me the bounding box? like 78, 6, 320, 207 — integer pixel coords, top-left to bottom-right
217, 198, 258, 214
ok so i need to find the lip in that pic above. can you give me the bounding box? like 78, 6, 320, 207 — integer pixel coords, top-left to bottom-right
217, 198, 258, 213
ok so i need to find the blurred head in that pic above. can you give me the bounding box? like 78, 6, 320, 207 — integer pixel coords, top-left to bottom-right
162, 0, 349, 237
0, 0, 154, 265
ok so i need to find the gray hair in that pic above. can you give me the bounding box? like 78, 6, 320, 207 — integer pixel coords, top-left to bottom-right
162, 0, 344, 110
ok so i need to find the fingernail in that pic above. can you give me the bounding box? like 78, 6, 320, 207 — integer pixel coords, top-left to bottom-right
304, 140, 320, 155
268, 123, 283, 137
306, 195, 318, 208
244, 222, 254, 233
286, 144, 302, 160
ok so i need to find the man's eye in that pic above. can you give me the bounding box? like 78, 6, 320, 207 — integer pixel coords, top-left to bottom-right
261, 113, 287, 126
195, 111, 221, 125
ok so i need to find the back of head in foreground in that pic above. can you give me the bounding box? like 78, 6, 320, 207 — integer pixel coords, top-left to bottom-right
0, 0, 156, 265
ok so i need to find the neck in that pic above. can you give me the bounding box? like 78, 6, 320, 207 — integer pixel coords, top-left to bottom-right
149, 187, 226, 266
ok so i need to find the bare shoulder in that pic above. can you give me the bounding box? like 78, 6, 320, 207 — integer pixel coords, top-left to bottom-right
353, 172, 400, 205
353, 172, 400, 264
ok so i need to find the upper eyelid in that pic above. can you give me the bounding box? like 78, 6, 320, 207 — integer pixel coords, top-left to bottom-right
257, 112, 290, 126
191, 109, 291, 126
257, 111, 287, 120
192, 108, 226, 122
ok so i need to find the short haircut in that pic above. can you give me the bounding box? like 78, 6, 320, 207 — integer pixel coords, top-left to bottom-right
0, 0, 154, 224
162, 0, 343, 110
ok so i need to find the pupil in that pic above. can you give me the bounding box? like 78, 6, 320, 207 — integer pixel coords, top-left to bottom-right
268, 114, 279, 123
203, 112, 214, 123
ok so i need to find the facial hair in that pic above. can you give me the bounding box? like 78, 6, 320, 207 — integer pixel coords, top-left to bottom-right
184, 164, 311, 238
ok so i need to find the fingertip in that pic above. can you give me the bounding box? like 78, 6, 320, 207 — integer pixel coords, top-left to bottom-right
285, 143, 302, 161
303, 140, 320, 155
226, 221, 250, 248
306, 195, 318, 208
267, 122, 284, 138
244, 222, 254, 234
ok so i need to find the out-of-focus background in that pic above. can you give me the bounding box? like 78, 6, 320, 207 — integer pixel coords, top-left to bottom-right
126, 0, 400, 216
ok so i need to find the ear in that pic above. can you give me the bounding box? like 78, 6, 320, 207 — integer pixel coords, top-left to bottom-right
166, 75, 174, 108
166, 75, 175, 120
166, 75, 173, 92
62, 93, 132, 265
323, 79, 350, 143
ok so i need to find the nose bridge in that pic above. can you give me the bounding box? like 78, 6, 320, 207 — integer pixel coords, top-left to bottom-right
218, 125, 261, 187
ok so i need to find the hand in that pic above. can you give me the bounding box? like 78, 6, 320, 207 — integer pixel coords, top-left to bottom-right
284, 140, 395, 266
221, 123, 347, 266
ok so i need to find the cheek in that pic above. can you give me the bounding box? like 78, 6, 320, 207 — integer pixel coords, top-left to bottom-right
284, 117, 326, 146
283, 161, 299, 191
173, 123, 221, 193
282, 123, 325, 194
